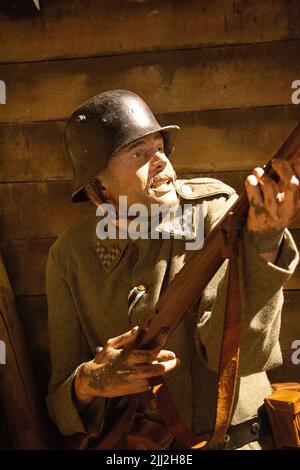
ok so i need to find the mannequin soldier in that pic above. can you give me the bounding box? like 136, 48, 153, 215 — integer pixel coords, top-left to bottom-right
46, 90, 300, 449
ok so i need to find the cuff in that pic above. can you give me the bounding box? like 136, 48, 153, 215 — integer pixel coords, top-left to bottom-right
47, 366, 106, 436
242, 227, 299, 289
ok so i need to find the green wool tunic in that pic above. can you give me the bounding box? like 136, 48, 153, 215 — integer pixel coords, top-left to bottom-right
46, 178, 299, 449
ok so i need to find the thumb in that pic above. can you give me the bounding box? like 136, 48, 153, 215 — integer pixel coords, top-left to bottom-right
107, 326, 140, 349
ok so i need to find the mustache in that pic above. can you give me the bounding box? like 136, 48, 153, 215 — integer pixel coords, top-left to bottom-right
147, 170, 177, 190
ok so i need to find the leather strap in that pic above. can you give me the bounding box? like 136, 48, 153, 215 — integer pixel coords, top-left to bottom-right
96, 395, 139, 450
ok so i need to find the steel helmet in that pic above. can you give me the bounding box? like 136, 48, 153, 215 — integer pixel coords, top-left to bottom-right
65, 90, 180, 202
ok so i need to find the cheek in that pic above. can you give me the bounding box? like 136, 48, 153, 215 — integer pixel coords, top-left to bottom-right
133, 167, 149, 190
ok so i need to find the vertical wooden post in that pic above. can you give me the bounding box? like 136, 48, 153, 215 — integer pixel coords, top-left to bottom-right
0, 250, 52, 449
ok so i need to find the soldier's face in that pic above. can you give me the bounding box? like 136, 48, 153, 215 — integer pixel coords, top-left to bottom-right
100, 132, 178, 208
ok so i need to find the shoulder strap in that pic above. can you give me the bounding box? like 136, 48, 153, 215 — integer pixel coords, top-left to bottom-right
175, 177, 235, 200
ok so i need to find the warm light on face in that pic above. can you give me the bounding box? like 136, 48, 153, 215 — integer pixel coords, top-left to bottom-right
97, 132, 178, 208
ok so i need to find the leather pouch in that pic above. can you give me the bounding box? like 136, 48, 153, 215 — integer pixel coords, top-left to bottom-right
127, 415, 174, 450
264, 382, 300, 449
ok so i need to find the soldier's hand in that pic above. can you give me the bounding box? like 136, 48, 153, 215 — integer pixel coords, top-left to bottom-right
245, 157, 300, 261
74, 326, 179, 403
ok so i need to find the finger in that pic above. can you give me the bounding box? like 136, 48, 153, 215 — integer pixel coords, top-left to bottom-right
102, 381, 151, 397
126, 349, 176, 365
259, 176, 280, 220
94, 345, 104, 361
126, 383, 152, 395
290, 154, 300, 179
245, 174, 263, 206
132, 357, 180, 379
107, 326, 139, 349
253, 167, 264, 181
283, 174, 300, 211
156, 350, 177, 362
95, 345, 103, 355
271, 159, 294, 188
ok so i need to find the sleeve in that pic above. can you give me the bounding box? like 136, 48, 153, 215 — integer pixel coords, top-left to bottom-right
46, 247, 106, 436
196, 196, 299, 376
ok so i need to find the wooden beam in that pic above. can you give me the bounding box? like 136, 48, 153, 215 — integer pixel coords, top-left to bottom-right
1, 106, 300, 183
16, 295, 48, 352
0, 181, 94, 240
0, 0, 300, 63
1, 238, 54, 295
1, 40, 300, 123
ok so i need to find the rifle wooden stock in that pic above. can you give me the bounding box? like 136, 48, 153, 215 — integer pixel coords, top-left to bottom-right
133, 123, 300, 350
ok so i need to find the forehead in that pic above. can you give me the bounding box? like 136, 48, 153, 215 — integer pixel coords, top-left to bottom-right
108, 131, 164, 168
125, 132, 163, 150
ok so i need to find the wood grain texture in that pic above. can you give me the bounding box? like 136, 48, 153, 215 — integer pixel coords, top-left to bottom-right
1, 40, 300, 123
0, 251, 52, 448
0, 181, 94, 240
1, 238, 54, 295
16, 295, 48, 352
0, 0, 300, 63
1, 106, 300, 182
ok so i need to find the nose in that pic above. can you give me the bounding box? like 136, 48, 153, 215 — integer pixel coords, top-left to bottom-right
149, 150, 167, 172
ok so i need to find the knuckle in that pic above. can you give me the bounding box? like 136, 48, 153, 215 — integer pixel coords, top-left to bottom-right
246, 175, 258, 187
254, 167, 264, 176
153, 363, 166, 374
265, 198, 273, 206
95, 346, 103, 354
135, 350, 154, 361
106, 338, 114, 346
288, 176, 299, 189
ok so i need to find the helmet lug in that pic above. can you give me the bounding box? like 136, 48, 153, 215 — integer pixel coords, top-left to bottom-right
76, 114, 87, 123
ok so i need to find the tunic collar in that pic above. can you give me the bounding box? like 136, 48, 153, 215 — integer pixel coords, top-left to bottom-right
91, 197, 198, 272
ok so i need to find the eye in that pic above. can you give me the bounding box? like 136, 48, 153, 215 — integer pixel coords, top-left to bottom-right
156, 145, 164, 153
132, 149, 146, 159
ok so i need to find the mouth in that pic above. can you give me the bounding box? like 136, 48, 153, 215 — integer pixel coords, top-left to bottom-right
148, 175, 173, 193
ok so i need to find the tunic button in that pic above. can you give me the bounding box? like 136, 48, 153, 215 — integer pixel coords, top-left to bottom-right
137, 284, 146, 291
181, 184, 193, 195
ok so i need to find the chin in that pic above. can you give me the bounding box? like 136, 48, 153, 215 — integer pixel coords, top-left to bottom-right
151, 188, 179, 206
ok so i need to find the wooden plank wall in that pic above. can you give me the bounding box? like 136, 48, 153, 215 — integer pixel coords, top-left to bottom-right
0, 0, 300, 443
